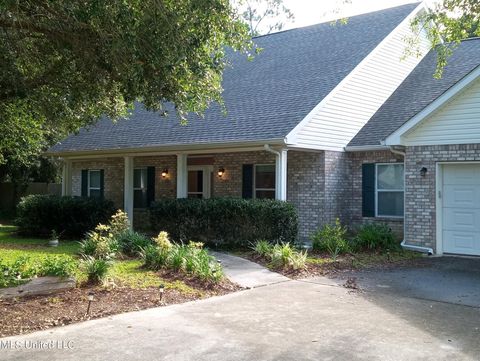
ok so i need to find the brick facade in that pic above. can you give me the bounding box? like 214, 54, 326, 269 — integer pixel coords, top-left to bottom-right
69, 148, 409, 242
404, 144, 480, 251
346, 150, 405, 239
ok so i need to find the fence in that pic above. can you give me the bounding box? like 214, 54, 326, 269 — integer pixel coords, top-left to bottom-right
0, 182, 62, 212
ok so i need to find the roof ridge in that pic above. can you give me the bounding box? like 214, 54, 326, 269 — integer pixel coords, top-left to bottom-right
252, 2, 420, 40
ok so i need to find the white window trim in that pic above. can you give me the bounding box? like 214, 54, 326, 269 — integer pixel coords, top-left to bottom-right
133, 168, 148, 209
87, 169, 101, 197
187, 165, 212, 199
253, 164, 276, 199
375, 163, 405, 219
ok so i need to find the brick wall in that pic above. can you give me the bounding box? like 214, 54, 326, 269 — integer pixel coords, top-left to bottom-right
346, 150, 405, 239
287, 150, 324, 241
404, 144, 480, 251
71, 158, 124, 208
213, 151, 276, 198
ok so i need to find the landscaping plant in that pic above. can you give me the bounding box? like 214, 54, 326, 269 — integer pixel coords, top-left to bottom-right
252, 240, 306, 270
81, 256, 111, 284
116, 230, 153, 257
353, 223, 399, 252
310, 219, 350, 257
140, 232, 224, 283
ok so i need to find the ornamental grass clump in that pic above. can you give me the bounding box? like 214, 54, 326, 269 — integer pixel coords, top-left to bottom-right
251, 240, 306, 270
140, 232, 223, 283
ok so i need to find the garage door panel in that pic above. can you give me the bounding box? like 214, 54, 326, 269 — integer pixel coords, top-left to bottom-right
442, 164, 480, 256
443, 208, 480, 232
443, 185, 480, 208
443, 231, 480, 255
443, 164, 480, 185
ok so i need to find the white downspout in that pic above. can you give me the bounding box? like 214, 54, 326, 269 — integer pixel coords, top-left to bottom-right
389, 146, 433, 255
264, 144, 287, 201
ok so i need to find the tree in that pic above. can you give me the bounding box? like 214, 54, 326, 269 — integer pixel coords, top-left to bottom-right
414, 0, 480, 77
0, 0, 252, 177
233, 0, 294, 36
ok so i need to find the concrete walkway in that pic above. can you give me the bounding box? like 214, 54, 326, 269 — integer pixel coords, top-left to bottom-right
210, 251, 290, 288
1, 278, 478, 361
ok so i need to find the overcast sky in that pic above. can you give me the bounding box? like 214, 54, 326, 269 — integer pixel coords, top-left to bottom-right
280, 0, 422, 30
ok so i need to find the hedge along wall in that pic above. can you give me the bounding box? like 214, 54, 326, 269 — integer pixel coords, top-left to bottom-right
15, 195, 116, 238
149, 198, 298, 245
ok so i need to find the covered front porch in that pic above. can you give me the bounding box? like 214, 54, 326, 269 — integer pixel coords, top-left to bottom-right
60, 145, 292, 229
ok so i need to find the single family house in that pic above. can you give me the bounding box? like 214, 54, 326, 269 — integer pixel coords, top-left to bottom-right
47, 2, 480, 256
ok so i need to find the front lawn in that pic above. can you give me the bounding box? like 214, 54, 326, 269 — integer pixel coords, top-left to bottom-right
0, 224, 237, 337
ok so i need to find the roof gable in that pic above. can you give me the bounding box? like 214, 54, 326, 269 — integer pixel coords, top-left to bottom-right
349, 38, 480, 148
49, 3, 419, 155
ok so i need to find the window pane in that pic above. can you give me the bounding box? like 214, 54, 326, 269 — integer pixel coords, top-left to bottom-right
378, 192, 404, 217
89, 189, 101, 199
89, 171, 101, 188
377, 164, 404, 190
134, 169, 147, 189
134, 189, 147, 208
255, 165, 275, 189
256, 190, 275, 199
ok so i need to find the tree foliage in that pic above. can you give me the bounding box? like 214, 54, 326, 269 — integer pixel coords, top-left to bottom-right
414, 0, 480, 77
233, 0, 294, 36
0, 0, 252, 172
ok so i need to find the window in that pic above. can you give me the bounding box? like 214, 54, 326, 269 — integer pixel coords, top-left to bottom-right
376, 164, 404, 217
134, 168, 148, 208
254, 164, 275, 199
88, 170, 101, 198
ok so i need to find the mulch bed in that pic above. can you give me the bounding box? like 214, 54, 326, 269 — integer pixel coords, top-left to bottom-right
243, 251, 428, 280
0, 273, 240, 338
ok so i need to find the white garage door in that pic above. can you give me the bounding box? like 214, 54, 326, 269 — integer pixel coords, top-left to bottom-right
443, 164, 480, 256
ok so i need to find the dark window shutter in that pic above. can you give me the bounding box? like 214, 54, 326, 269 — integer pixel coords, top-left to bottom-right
362, 163, 375, 217
99, 170, 105, 199
242, 164, 254, 199
81, 170, 88, 197
147, 166, 156, 206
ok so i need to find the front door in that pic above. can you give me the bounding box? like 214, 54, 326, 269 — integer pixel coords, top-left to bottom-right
187, 166, 212, 199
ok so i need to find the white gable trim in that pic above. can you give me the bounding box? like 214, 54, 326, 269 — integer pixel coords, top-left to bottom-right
384, 64, 480, 145
286, 2, 428, 150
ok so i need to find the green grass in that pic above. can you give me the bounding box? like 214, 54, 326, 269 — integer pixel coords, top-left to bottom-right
108, 260, 199, 294
0, 225, 80, 264
0, 225, 197, 293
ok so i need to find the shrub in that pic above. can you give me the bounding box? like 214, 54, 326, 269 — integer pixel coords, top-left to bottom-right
149, 198, 298, 246
310, 219, 350, 256
353, 223, 399, 251
252, 241, 306, 270
81, 256, 111, 284
117, 230, 153, 256
15, 195, 116, 238
80, 224, 119, 259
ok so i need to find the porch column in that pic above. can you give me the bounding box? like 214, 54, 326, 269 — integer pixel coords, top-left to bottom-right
276, 149, 288, 201
124, 156, 134, 228
61, 159, 72, 196
176, 154, 188, 198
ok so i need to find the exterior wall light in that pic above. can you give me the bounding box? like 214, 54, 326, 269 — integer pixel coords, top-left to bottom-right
420, 167, 428, 177
161, 168, 169, 178
217, 167, 225, 178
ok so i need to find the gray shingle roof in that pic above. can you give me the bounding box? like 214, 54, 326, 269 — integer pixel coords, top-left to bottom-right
48, 3, 418, 154
348, 38, 480, 147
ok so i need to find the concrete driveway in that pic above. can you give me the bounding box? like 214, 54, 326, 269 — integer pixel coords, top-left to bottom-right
1, 257, 479, 361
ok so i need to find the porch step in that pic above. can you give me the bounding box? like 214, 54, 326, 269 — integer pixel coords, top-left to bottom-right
210, 251, 290, 289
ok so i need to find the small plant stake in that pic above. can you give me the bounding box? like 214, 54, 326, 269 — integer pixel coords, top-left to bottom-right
86, 292, 94, 316
159, 284, 165, 302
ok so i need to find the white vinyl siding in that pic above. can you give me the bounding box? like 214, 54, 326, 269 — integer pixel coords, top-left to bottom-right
404, 78, 480, 146
288, 5, 430, 151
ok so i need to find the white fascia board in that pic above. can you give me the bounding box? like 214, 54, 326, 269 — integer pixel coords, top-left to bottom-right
285, 2, 427, 146
385, 64, 480, 145
344, 145, 390, 152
